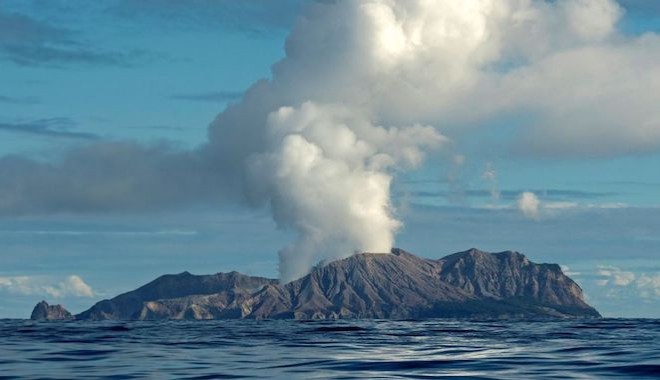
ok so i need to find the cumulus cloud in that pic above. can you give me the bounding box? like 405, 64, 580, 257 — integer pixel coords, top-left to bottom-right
244, 0, 660, 157
597, 265, 636, 286
45, 275, 95, 298
517, 191, 541, 219
596, 265, 660, 299
637, 274, 660, 298
2, 0, 660, 280
0, 274, 94, 298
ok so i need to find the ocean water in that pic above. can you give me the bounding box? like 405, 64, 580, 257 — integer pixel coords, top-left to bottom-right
0, 319, 658, 379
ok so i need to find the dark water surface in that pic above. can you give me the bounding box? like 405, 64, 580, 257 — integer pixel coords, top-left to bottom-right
1, 318, 659, 379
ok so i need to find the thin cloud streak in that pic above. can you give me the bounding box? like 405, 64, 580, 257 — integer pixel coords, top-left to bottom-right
0, 8, 153, 67
169, 90, 243, 103
0, 118, 98, 140
0, 229, 198, 237
399, 189, 617, 201
110, 0, 304, 36
0, 95, 40, 105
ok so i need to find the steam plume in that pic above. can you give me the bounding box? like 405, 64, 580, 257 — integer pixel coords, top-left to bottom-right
247, 103, 443, 281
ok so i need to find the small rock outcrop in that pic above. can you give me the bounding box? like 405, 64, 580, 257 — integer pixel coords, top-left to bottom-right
30, 301, 73, 321
31, 248, 601, 320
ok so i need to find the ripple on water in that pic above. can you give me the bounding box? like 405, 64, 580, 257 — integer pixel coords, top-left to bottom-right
0, 319, 658, 379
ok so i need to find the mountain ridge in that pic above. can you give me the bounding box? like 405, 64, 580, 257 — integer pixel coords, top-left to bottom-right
31, 248, 600, 320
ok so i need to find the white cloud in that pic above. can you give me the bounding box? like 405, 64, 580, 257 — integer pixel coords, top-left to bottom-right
561, 265, 581, 277
562, 0, 623, 40
597, 265, 636, 286
0, 274, 94, 298
0, 276, 37, 296
543, 202, 580, 210
596, 265, 660, 298
637, 274, 660, 289
45, 275, 95, 298
215, 0, 660, 158
481, 163, 500, 202
637, 274, 660, 297
613, 271, 635, 286
596, 279, 610, 286
512, 196, 626, 218
583, 203, 628, 209
517, 191, 540, 219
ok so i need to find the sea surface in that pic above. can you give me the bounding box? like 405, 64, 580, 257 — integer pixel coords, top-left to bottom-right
0, 318, 659, 379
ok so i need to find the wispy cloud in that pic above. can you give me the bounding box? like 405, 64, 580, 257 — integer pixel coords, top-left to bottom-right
110, 0, 304, 36
402, 188, 616, 201
169, 90, 243, 103
0, 118, 98, 140
637, 274, 660, 298
592, 180, 660, 188
0, 274, 94, 298
597, 265, 636, 286
0, 229, 198, 237
481, 162, 500, 203
128, 124, 203, 132
595, 265, 660, 299
0, 95, 40, 105
0, 9, 149, 67
515, 192, 627, 219
561, 265, 581, 277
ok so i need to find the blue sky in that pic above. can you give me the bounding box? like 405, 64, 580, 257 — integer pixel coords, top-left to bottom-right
1, 0, 659, 318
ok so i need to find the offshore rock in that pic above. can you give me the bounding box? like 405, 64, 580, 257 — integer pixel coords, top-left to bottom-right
30, 301, 73, 321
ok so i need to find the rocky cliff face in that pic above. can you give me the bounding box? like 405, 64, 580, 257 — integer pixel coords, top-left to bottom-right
30, 301, 73, 321
35, 248, 600, 320
437, 248, 590, 307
